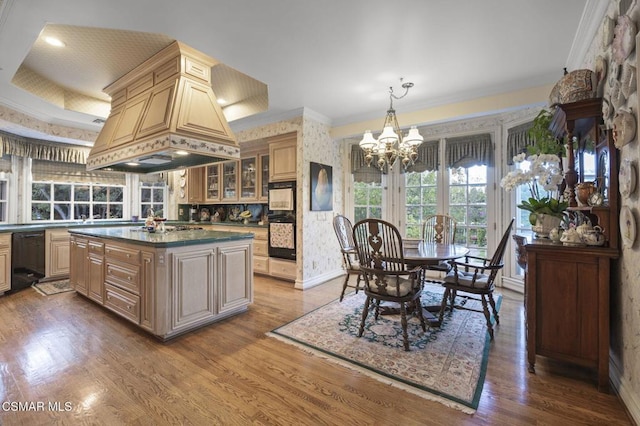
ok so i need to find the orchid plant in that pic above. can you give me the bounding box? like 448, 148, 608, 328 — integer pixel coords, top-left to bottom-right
500, 153, 568, 224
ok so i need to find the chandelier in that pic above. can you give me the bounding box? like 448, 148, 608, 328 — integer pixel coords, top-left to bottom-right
359, 80, 424, 170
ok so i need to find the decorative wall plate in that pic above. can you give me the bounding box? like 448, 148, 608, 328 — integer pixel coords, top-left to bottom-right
595, 56, 608, 97
602, 16, 615, 48
178, 169, 186, 177
611, 80, 626, 110
621, 63, 636, 99
613, 109, 637, 148
620, 206, 636, 248
612, 15, 636, 63
179, 177, 186, 187
619, 159, 637, 197
602, 97, 613, 123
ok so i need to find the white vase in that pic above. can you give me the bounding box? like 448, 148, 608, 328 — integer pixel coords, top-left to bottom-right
532, 214, 562, 239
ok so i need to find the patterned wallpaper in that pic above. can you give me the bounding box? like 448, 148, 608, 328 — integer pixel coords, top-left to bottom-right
583, 0, 640, 418
235, 113, 343, 288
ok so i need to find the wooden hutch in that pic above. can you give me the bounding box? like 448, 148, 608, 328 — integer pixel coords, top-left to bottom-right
525, 98, 620, 392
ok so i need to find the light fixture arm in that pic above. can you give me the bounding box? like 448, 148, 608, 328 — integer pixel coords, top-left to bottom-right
359, 78, 423, 171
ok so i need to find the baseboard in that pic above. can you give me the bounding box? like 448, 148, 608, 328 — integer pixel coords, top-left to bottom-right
295, 268, 344, 290
610, 357, 640, 424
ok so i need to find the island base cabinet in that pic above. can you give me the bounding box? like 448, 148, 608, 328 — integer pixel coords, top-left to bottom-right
69, 231, 253, 340
219, 243, 253, 314
69, 236, 88, 296
170, 248, 216, 333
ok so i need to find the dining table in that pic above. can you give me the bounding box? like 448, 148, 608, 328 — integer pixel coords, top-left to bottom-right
378, 241, 470, 326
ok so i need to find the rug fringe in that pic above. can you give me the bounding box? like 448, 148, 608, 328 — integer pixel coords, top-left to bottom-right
266, 332, 476, 415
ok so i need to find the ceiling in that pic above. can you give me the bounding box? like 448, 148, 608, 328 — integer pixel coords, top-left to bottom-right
0, 0, 607, 146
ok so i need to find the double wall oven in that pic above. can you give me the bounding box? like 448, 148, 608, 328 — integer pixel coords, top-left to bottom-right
267, 181, 296, 260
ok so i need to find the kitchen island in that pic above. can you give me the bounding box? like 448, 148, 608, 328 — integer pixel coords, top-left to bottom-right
69, 227, 254, 340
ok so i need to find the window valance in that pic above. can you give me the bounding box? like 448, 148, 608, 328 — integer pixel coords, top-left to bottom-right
444, 133, 493, 168
32, 160, 125, 185
405, 140, 439, 173
0, 155, 12, 173
139, 172, 167, 184
506, 121, 534, 165
0, 131, 90, 164
351, 144, 382, 184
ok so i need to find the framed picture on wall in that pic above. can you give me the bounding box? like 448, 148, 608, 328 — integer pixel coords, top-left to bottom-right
310, 162, 333, 211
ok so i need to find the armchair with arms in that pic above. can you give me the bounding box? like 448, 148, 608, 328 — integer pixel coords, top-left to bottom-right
352, 218, 427, 351
438, 218, 515, 340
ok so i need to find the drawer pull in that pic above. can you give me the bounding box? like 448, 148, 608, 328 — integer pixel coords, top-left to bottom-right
127, 254, 131, 258
128, 276, 132, 281
127, 305, 132, 310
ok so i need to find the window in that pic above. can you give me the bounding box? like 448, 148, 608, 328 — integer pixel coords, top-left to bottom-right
448, 165, 488, 257
405, 170, 437, 238
140, 183, 166, 218
353, 180, 382, 223
31, 182, 124, 221
0, 179, 7, 222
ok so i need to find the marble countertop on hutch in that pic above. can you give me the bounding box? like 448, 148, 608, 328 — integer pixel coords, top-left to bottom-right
69, 227, 254, 340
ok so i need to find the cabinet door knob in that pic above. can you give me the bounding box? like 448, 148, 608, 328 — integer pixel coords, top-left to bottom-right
128, 276, 132, 281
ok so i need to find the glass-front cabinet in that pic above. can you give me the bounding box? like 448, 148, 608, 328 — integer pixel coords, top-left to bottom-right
222, 161, 238, 201
206, 163, 221, 202
259, 154, 269, 201
240, 157, 257, 201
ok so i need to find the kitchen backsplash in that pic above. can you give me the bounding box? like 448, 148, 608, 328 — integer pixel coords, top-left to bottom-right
177, 203, 268, 223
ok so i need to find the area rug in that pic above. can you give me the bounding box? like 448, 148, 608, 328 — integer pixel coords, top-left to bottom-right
267, 287, 501, 414
32, 279, 74, 296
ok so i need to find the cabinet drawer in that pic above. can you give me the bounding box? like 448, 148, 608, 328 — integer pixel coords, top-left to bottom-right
252, 228, 268, 240
105, 244, 140, 264
104, 283, 141, 324
0, 234, 10, 249
254, 255, 269, 274
105, 261, 140, 294
269, 258, 296, 281
253, 240, 268, 256
88, 240, 104, 255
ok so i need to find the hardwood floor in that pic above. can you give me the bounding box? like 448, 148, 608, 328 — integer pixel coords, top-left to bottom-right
0, 276, 633, 425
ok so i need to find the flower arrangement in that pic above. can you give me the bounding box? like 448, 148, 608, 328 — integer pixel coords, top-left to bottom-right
501, 152, 568, 224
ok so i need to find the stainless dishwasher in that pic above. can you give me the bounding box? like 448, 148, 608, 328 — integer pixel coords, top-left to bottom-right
11, 231, 45, 292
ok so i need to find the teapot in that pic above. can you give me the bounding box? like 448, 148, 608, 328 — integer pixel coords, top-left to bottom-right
560, 227, 584, 246
549, 227, 563, 243
582, 225, 606, 246
576, 220, 594, 238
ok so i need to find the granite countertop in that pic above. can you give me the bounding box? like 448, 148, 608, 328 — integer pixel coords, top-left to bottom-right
68, 226, 254, 248
0, 220, 268, 234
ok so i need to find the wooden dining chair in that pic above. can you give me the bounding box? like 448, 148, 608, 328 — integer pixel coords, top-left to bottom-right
332, 215, 363, 301
421, 214, 458, 277
512, 234, 528, 307
438, 218, 515, 340
352, 218, 427, 351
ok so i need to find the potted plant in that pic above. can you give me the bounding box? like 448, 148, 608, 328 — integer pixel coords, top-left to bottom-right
501, 109, 568, 237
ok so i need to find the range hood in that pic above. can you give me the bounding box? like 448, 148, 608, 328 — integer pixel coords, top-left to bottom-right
87, 41, 239, 173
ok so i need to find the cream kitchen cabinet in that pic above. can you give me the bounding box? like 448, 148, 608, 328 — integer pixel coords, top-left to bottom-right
0, 233, 11, 294
239, 157, 258, 201
221, 161, 238, 201
187, 166, 205, 204
69, 235, 88, 296
205, 163, 221, 202
268, 133, 297, 182
202, 224, 269, 275
259, 154, 269, 201
45, 229, 70, 279
69, 228, 254, 340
